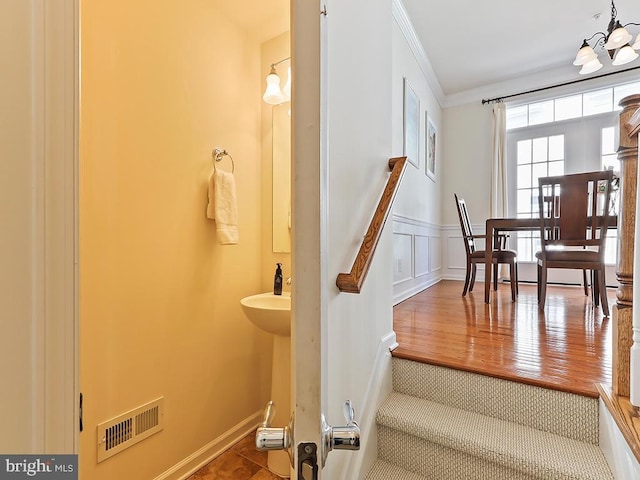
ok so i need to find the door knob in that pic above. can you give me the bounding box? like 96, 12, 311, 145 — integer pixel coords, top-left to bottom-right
321, 400, 360, 466
255, 401, 294, 463
332, 400, 360, 450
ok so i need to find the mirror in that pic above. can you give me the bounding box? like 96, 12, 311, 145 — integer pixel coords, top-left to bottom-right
272, 103, 291, 253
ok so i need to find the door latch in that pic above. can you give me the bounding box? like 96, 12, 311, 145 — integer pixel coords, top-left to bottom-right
297, 443, 318, 480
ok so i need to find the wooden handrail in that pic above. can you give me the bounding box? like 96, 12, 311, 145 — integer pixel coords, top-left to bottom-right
614, 94, 639, 398
336, 156, 408, 293
603, 94, 640, 467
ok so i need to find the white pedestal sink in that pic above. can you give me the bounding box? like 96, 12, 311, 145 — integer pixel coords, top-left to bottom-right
240, 292, 291, 477
240, 292, 290, 336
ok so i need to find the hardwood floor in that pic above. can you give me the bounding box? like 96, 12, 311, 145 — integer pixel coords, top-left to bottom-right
187, 432, 282, 480
392, 280, 613, 398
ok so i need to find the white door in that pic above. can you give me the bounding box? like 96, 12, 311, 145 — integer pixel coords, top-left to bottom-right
250, 0, 329, 476
279, 2, 362, 478
291, 0, 327, 476
263, 1, 395, 477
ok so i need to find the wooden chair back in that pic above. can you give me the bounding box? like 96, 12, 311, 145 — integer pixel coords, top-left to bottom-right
537, 170, 614, 256
455, 193, 476, 255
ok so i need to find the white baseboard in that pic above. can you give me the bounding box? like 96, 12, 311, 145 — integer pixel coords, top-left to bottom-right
153, 411, 262, 480
393, 276, 441, 305
340, 332, 397, 480
599, 400, 640, 479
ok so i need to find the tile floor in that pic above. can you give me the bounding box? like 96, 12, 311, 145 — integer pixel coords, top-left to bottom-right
187, 431, 283, 480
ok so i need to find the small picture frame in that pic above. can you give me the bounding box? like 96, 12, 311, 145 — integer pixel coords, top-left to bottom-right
403, 78, 419, 168
426, 114, 436, 181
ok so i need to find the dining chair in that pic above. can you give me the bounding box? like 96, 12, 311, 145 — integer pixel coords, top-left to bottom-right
454, 194, 518, 301
535, 170, 614, 315
543, 194, 590, 296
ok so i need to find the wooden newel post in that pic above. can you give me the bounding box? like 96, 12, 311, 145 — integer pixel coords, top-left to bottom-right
613, 94, 640, 397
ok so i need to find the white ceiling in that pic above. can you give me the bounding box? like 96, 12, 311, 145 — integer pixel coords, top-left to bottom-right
221, 0, 640, 103
401, 0, 640, 101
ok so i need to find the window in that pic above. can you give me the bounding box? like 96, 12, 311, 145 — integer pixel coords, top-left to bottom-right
601, 126, 619, 265
515, 135, 565, 260
506, 81, 640, 130
505, 81, 640, 266
601, 126, 618, 173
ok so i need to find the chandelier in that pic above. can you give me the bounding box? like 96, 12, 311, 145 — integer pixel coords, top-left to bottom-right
573, 0, 640, 74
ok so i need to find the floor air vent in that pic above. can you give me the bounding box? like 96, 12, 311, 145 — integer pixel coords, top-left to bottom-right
97, 397, 164, 462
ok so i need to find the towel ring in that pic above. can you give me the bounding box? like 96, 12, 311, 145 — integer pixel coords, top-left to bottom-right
212, 147, 234, 173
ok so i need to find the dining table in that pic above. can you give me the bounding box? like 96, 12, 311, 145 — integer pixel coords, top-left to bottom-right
483, 216, 618, 303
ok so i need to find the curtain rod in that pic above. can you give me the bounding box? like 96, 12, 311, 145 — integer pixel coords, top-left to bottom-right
481, 65, 640, 105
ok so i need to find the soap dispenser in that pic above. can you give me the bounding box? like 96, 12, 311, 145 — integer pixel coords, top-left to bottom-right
274, 263, 283, 295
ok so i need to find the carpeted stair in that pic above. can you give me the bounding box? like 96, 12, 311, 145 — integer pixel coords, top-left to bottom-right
365, 358, 614, 480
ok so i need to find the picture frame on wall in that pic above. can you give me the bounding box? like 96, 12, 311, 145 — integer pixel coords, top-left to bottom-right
426, 113, 436, 181
403, 78, 419, 168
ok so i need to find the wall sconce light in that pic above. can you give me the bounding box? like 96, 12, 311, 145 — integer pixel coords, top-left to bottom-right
263, 57, 291, 105
573, 0, 640, 74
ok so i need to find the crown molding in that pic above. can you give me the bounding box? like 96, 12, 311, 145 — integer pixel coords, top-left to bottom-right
392, 0, 445, 107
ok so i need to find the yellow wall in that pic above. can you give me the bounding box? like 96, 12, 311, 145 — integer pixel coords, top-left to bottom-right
80, 1, 275, 477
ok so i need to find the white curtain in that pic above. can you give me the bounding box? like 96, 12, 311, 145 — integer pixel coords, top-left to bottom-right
491, 102, 509, 277
491, 102, 507, 218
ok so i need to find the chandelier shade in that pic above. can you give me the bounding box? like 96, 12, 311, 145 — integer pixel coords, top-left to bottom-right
573, 1, 640, 74
573, 41, 598, 65
612, 44, 639, 65
579, 57, 604, 75
603, 23, 632, 49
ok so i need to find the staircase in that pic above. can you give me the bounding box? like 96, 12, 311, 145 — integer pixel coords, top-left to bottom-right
365, 358, 614, 480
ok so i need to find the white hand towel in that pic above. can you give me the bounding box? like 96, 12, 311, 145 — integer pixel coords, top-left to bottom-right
207, 169, 238, 245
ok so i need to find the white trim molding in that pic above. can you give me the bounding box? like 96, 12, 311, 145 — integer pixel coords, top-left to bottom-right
392, 0, 445, 107
599, 400, 640, 479
392, 215, 442, 304
22, 0, 78, 454
340, 332, 397, 480
43, 0, 79, 453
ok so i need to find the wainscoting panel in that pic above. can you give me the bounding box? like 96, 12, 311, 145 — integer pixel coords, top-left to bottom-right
430, 236, 442, 272
393, 215, 442, 305
441, 223, 487, 283
414, 235, 429, 278
393, 233, 413, 284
